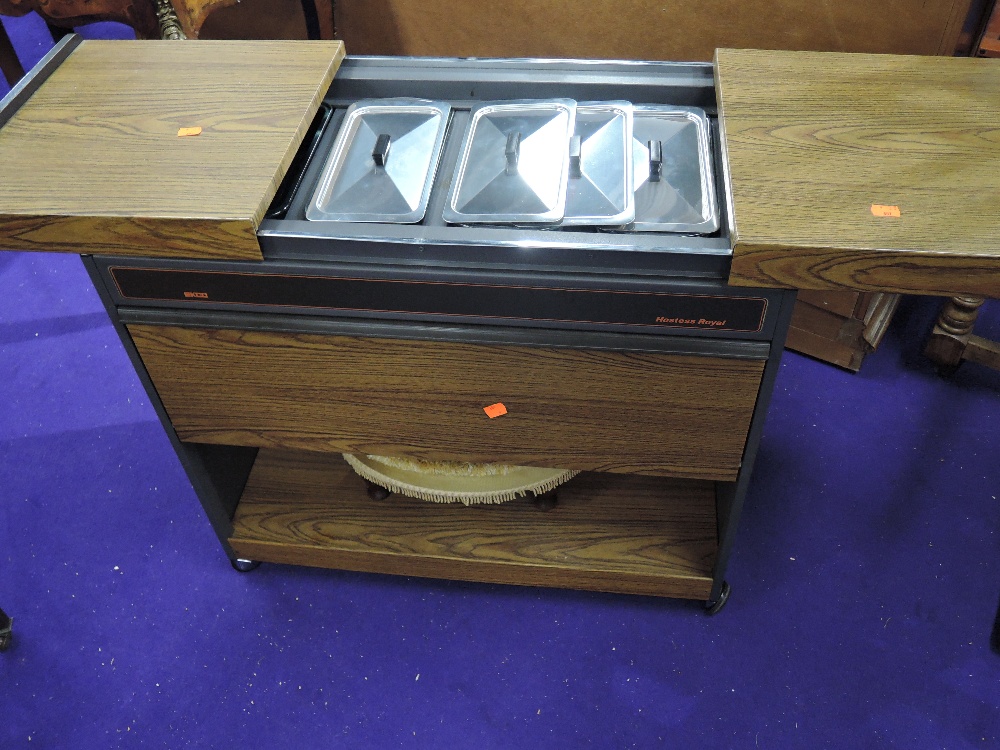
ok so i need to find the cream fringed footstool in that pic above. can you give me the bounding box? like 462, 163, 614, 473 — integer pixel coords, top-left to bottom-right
343, 454, 579, 509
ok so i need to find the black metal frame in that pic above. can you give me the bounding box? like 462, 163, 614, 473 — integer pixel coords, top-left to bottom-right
259, 57, 734, 279
710, 289, 796, 607
0, 34, 81, 127
82, 257, 257, 557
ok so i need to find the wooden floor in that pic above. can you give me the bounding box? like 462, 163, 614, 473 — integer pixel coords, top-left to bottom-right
229, 449, 719, 600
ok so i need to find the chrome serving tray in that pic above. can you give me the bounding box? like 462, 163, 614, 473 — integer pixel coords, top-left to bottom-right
307, 98, 451, 224
631, 105, 719, 234
563, 101, 635, 227
443, 99, 577, 225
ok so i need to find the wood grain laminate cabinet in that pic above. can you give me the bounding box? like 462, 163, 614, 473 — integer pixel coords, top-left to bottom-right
127, 325, 765, 480
119, 317, 777, 603
0, 45, 783, 609
7, 43, 996, 613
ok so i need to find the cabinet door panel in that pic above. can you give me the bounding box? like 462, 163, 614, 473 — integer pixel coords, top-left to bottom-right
128, 324, 765, 479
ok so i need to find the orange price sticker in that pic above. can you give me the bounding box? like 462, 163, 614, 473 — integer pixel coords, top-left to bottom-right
483, 402, 508, 419
177, 126, 203, 137
871, 204, 901, 218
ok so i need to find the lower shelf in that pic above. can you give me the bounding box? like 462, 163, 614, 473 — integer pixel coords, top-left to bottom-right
229, 449, 719, 600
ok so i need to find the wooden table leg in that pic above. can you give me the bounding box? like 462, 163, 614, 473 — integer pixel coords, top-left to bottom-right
0, 0, 162, 38
0, 18, 25, 86
156, 0, 187, 38
312, 0, 334, 39
924, 295, 1000, 373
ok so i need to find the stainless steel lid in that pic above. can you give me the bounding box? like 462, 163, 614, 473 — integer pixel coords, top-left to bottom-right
443, 99, 576, 224
563, 102, 634, 227
631, 106, 719, 234
307, 98, 451, 223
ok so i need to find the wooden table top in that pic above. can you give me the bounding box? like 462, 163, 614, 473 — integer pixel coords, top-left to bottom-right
0, 40, 343, 261
715, 49, 1000, 298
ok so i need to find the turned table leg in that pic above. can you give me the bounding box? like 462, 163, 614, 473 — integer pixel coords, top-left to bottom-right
924, 296, 1000, 373
155, 0, 187, 39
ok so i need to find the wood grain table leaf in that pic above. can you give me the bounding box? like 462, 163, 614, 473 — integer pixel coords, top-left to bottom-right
0, 40, 344, 260
715, 49, 1000, 298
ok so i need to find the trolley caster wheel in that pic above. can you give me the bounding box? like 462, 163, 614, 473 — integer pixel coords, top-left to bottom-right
705, 582, 731, 615
991, 592, 1000, 656
231, 558, 261, 573
366, 481, 392, 501
936, 363, 962, 378
532, 490, 558, 511
0, 613, 12, 652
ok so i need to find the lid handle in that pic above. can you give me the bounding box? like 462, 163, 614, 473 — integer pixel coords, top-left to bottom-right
568, 135, 583, 180
648, 140, 662, 183
505, 131, 522, 176
372, 133, 392, 167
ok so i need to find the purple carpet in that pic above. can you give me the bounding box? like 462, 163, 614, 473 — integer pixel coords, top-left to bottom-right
2, 19, 999, 748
